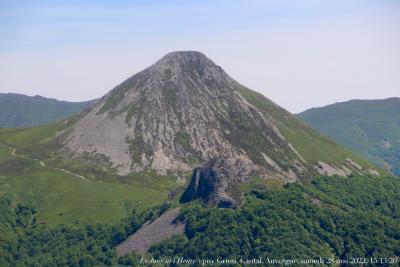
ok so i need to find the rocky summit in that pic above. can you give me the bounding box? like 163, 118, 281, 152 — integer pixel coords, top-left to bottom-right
59, 51, 381, 206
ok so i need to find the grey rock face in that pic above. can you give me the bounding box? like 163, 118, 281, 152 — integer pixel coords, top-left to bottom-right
116, 207, 185, 256
62, 51, 374, 183
51, 50, 384, 209
63, 51, 307, 178
180, 158, 256, 208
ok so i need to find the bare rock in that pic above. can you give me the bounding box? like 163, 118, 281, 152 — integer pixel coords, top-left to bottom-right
116, 208, 185, 256
61, 51, 306, 178
180, 158, 256, 208
58, 51, 376, 180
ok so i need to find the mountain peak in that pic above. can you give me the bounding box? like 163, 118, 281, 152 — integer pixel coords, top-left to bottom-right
150, 51, 223, 78
61, 51, 381, 193
162, 50, 207, 59
159, 51, 210, 64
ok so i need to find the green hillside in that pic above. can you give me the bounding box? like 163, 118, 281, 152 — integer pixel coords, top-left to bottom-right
238, 88, 380, 172
1, 174, 399, 266
298, 98, 400, 175
0, 95, 398, 265
0, 126, 180, 227
0, 93, 94, 128
151, 175, 400, 263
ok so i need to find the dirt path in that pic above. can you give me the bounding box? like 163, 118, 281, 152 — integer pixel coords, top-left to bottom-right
116, 207, 185, 256
5, 144, 88, 180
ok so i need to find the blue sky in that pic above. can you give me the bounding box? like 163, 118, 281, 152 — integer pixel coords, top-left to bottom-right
0, 0, 399, 112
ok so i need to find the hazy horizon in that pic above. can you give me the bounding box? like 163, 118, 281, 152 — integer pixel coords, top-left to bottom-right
1, 0, 399, 113
1, 85, 399, 114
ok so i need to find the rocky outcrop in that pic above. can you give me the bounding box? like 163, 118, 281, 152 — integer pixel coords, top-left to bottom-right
180, 158, 256, 208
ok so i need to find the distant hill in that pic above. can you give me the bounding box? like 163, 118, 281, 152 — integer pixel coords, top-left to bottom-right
298, 98, 400, 175
0, 93, 95, 128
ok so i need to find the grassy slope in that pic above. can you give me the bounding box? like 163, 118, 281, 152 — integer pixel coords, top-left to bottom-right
298, 98, 400, 175
0, 126, 178, 227
0, 93, 94, 128
238, 88, 380, 172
